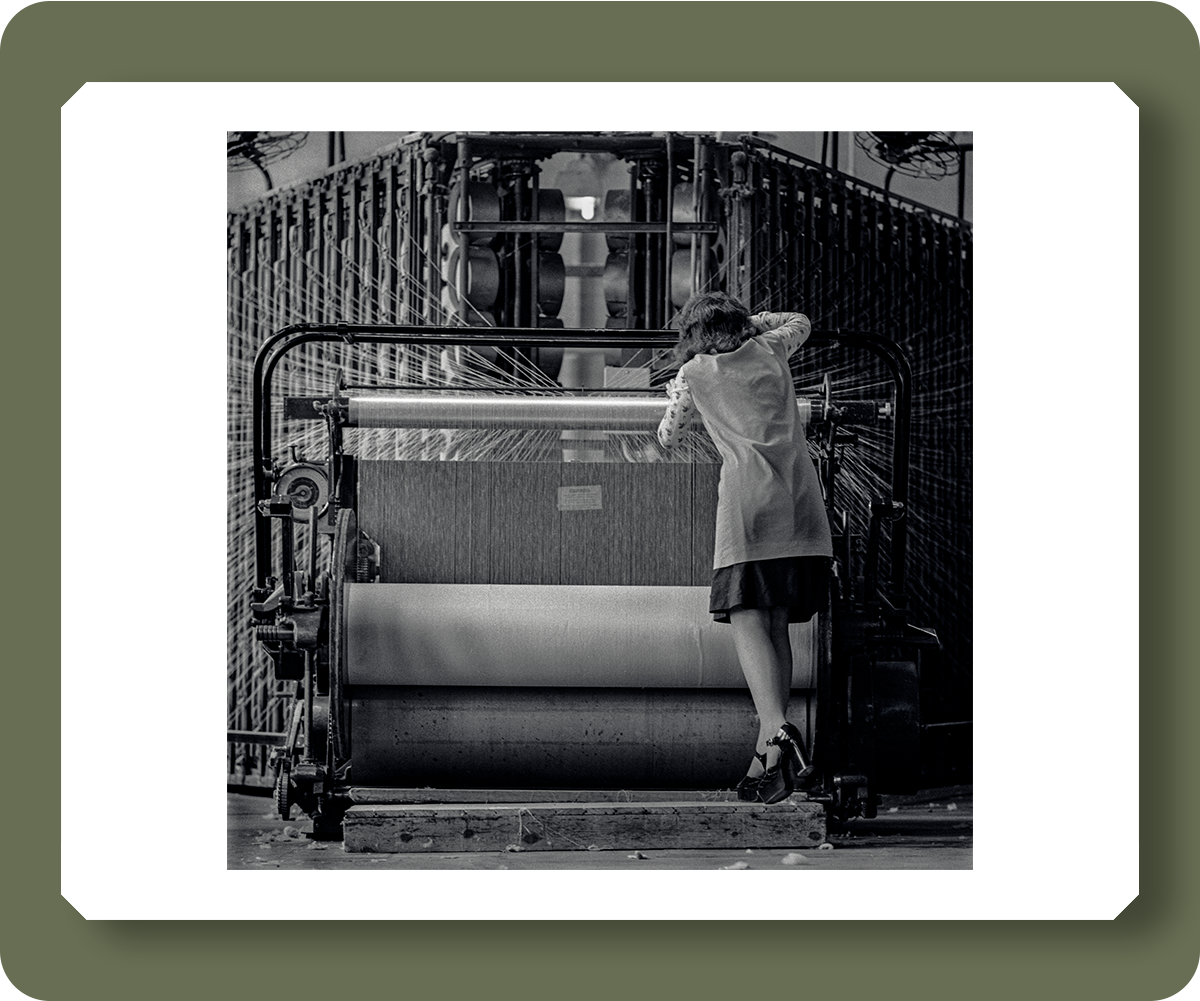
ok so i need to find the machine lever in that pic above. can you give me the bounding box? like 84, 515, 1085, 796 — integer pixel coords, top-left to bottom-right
251, 584, 284, 615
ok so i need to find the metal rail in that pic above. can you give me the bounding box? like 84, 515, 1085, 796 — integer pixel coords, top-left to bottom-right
452, 221, 718, 235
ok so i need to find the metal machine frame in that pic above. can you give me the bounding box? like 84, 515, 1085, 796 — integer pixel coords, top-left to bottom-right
248, 322, 938, 837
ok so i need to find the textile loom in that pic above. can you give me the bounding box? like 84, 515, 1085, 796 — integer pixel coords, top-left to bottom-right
229, 131, 969, 849
250, 323, 936, 844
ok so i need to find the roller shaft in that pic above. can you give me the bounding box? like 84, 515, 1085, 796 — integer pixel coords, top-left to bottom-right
343, 393, 871, 430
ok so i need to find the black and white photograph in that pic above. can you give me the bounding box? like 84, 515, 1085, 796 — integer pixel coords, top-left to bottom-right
51, 78, 1133, 919
225, 129, 973, 872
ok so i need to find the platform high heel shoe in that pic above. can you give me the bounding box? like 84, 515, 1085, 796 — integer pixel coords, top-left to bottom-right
757, 722, 816, 805
736, 751, 768, 802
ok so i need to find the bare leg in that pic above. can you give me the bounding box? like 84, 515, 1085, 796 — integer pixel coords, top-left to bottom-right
768, 608, 793, 720
730, 606, 793, 773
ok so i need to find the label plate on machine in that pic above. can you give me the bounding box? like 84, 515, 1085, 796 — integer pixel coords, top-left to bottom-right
557, 485, 603, 511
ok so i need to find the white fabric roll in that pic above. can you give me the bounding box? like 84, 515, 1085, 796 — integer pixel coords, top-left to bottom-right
345, 583, 816, 688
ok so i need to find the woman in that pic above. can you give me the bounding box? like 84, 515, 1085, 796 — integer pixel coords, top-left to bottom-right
658, 292, 832, 803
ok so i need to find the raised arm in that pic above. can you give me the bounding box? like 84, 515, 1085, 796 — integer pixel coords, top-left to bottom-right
657, 371, 695, 448
751, 311, 812, 358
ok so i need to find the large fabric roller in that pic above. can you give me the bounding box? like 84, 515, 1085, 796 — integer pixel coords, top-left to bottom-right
345, 583, 816, 689
349, 686, 802, 788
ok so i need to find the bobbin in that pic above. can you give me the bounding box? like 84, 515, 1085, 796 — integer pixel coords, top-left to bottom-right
444, 245, 500, 312
603, 250, 642, 318
536, 252, 566, 317
447, 178, 501, 244
603, 188, 632, 250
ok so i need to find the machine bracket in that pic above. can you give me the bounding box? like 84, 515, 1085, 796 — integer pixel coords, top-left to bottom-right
250, 584, 284, 616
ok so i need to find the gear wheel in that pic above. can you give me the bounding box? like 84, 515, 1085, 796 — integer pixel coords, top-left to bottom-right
273, 763, 291, 820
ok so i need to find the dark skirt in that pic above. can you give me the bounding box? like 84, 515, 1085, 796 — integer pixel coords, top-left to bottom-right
709, 555, 831, 624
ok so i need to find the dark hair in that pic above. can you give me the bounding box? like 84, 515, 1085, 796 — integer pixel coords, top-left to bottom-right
673, 291, 753, 363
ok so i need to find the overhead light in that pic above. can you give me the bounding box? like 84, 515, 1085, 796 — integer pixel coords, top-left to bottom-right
564, 195, 597, 220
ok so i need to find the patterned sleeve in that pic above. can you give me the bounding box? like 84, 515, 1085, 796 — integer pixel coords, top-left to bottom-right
751, 311, 812, 358
657, 371, 695, 448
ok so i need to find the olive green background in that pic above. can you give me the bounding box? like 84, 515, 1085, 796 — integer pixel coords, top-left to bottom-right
4, 3, 1194, 999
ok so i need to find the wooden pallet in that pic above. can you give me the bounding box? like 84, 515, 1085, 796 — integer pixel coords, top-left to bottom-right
342, 795, 826, 854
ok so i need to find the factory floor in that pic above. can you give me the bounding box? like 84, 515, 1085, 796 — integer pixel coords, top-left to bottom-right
227, 787, 972, 870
